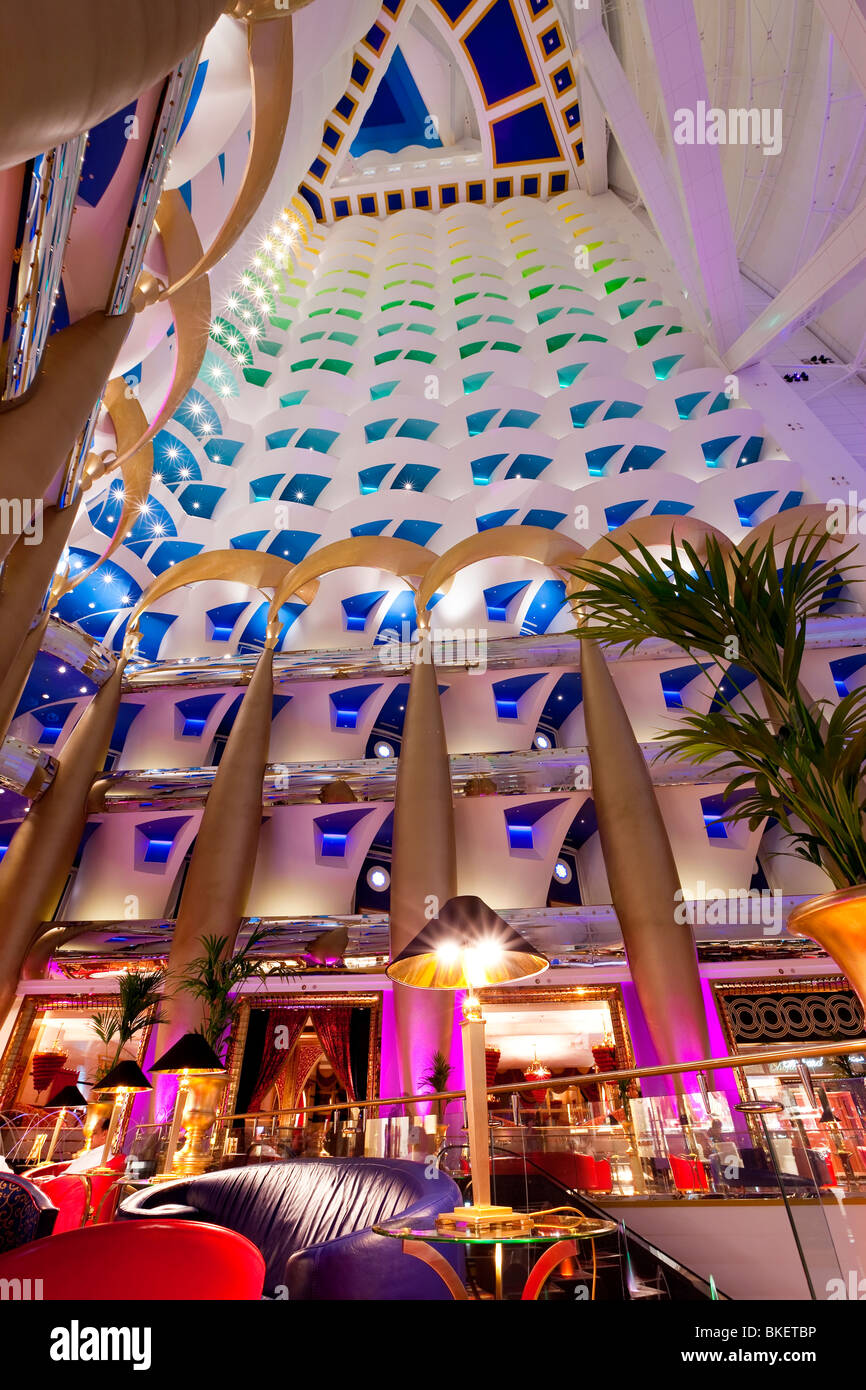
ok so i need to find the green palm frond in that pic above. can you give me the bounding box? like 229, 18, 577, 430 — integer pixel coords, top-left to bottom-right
177, 926, 279, 1054
91, 965, 165, 1070
572, 527, 856, 697
570, 527, 866, 888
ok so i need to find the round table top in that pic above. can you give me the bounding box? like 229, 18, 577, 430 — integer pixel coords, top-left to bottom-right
373, 1216, 617, 1246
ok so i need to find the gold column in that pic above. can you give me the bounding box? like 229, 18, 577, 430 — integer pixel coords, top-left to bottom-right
0, 0, 227, 171
159, 642, 276, 1046
580, 637, 710, 1067
0, 655, 127, 1028
0, 505, 77, 721
0, 311, 130, 559
390, 622, 459, 1097
0, 611, 50, 746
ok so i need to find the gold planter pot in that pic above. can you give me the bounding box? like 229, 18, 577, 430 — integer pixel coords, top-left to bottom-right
788, 885, 866, 1011
172, 1074, 228, 1177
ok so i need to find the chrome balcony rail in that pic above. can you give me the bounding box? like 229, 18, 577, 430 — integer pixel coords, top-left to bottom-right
108, 48, 203, 317
89, 744, 731, 812
214, 1038, 866, 1125
121, 615, 866, 690
2, 134, 87, 401
40, 617, 115, 683
57, 401, 102, 508
0, 737, 56, 798
37, 901, 829, 968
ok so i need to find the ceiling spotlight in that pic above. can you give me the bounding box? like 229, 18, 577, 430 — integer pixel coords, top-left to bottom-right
374, 740, 395, 759
534, 732, 552, 750
553, 860, 572, 884
57, 665, 66, 674
366, 866, 390, 892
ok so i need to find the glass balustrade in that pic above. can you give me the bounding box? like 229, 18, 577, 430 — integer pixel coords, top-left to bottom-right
8, 1039, 865, 1299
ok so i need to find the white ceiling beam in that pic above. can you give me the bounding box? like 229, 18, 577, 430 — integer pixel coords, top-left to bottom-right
725, 197, 866, 370
571, 4, 709, 337
574, 65, 608, 196
816, 0, 866, 96
641, 0, 748, 353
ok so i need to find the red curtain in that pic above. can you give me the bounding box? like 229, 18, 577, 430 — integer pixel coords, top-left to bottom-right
249, 1009, 307, 1111
308, 1006, 356, 1102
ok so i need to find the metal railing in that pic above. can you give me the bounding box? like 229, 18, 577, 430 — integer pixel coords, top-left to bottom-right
208, 1036, 866, 1127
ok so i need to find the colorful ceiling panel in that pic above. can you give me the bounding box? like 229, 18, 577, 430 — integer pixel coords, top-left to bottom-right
298, 0, 586, 225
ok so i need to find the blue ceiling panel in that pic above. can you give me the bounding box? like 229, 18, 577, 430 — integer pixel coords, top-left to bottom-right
464, 0, 536, 107
350, 46, 441, 157
492, 102, 560, 165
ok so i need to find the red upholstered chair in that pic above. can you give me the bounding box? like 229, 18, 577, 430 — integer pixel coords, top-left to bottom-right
793, 1146, 836, 1188
669, 1153, 709, 1193
569, 1153, 598, 1191
0, 1219, 266, 1300
29, 1174, 91, 1234
22, 1162, 71, 1180
590, 1157, 613, 1194
561, 1153, 613, 1193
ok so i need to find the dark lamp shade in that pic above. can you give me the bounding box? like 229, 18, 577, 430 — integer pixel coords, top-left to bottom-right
151, 1031, 225, 1076
386, 895, 548, 990
94, 1059, 152, 1094
44, 1084, 88, 1109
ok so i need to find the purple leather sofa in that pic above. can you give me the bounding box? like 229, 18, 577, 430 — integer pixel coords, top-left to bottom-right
119, 1158, 465, 1299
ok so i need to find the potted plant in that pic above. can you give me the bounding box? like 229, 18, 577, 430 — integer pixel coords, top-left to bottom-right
91, 967, 166, 1076
174, 927, 282, 1165
83, 967, 164, 1151
176, 926, 275, 1060
419, 1050, 454, 1149
571, 526, 866, 1005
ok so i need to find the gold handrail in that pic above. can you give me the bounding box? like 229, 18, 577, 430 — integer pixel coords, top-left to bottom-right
212, 1036, 866, 1125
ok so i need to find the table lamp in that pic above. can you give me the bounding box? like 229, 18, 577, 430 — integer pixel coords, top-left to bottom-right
42, 1083, 88, 1162
151, 1032, 226, 1178
93, 1059, 152, 1169
387, 894, 547, 1225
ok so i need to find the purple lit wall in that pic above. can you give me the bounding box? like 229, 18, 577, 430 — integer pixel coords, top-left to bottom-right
379, 987, 466, 1121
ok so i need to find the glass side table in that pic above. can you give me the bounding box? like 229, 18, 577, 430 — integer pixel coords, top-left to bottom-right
373, 1213, 617, 1301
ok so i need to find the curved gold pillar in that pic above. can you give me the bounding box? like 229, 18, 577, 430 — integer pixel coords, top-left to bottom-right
0, 505, 77, 718
158, 15, 295, 299
0, 1, 227, 170
390, 622, 459, 1097
109, 193, 209, 470
56, 383, 154, 597
159, 643, 276, 1047
580, 637, 710, 1067
573, 518, 721, 1069
0, 611, 50, 747
0, 310, 130, 559
0, 656, 127, 1027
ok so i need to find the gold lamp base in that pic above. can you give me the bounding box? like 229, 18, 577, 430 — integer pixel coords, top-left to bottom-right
436, 1205, 532, 1236
169, 1074, 227, 1178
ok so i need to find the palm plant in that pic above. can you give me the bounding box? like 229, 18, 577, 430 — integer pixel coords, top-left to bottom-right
570, 526, 866, 888
177, 925, 277, 1057
91, 967, 165, 1074
419, 1050, 453, 1122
